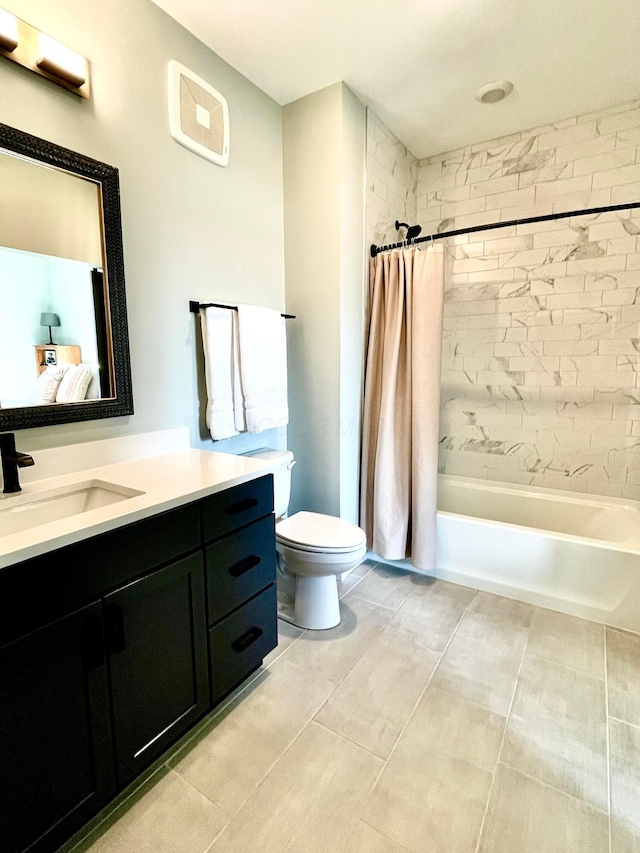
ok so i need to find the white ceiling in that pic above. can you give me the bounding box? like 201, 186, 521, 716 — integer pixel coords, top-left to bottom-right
152, 0, 640, 160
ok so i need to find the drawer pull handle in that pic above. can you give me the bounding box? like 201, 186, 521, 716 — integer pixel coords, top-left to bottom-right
232, 626, 263, 653
229, 555, 261, 577
225, 497, 259, 516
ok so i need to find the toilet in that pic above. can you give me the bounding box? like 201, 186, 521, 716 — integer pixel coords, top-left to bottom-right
244, 449, 367, 630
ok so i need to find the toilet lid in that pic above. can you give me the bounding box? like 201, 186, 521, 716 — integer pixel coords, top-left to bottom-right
276, 511, 367, 553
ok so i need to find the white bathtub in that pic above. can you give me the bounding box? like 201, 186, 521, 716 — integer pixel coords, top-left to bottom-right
432, 475, 640, 633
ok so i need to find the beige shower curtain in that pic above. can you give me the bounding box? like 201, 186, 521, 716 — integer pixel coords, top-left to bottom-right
360, 245, 444, 570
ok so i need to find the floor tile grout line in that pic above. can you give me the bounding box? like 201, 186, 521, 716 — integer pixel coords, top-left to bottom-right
608, 714, 640, 731
604, 627, 613, 853
201, 701, 342, 853
338, 563, 375, 598
277, 568, 398, 713
361, 590, 478, 806
314, 589, 495, 760
65, 764, 169, 853
320, 602, 398, 689
165, 666, 271, 766
174, 647, 338, 849
203, 813, 231, 852
523, 648, 606, 682
346, 591, 402, 612
531, 604, 640, 641
201, 679, 385, 853
309, 584, 444, 733
168, 676, 342, 836
312, 717, 390, 761
66, 705, 234, 853
265, 625, 308, 669
497, 761, 610, 816
344, 628, 396, 687
307, 724, 413, 853
349, 819, 413, 853
199, 665, 269, 723
472, 619, 531, 853
121, 769, 227, 853
343, 560, 377, 591
338, 573, 366, 601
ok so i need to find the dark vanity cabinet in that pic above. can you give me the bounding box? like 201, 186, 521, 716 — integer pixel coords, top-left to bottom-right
105, 553, 209, 787
0, 602, 115, 853
202, 475, 278, 705
0, 474, 276, 853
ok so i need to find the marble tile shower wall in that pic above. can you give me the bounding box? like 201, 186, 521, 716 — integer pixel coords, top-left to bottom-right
366, 109, 418, 250
416, 99, 640, 497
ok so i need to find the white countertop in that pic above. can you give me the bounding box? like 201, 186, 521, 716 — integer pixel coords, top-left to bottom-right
0, 449, 275, 570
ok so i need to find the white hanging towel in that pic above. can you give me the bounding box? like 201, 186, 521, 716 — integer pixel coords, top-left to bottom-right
236, 305, 289, 433
231, 310, 246, 433
201, 307, 243, 440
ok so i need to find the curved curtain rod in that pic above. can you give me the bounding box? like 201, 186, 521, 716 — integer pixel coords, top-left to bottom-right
370, 200, 640, 258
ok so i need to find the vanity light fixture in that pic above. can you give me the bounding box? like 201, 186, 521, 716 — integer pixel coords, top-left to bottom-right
0, 9, 90, 98
0, 8, 18, 52
36, 33, 87, 89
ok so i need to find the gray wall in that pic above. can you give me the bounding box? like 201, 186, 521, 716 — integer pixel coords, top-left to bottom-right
339, 87, 366, 523
283, 84, 342, 516
283, 83, 365, 522
0, 0, 285, 453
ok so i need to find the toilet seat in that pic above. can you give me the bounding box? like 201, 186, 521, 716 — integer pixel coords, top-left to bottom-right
276, 511, 366, 554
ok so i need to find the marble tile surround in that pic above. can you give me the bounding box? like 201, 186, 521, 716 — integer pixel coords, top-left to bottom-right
366, 99, 640, 498
366, 109, 418, 250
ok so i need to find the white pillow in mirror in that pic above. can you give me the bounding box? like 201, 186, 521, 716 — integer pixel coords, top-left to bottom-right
30, 365, 67, 405
56, 363, 92, 403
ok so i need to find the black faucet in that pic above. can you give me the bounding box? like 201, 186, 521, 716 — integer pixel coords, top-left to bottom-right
0, 433, 35, 494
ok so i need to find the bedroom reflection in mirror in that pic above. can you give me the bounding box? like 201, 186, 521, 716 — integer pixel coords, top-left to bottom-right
0, 150, 113, 410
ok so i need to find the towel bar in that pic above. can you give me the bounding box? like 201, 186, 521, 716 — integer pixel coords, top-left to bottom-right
190, 300, 295, 319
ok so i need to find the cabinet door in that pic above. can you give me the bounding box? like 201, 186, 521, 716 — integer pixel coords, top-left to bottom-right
0, 602, 114, 853
105, 553, 208, 786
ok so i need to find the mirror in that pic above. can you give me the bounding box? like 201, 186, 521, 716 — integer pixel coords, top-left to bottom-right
0, 123, 133, 430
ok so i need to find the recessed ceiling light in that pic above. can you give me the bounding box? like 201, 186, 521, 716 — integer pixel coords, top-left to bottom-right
475, 80, 514, 104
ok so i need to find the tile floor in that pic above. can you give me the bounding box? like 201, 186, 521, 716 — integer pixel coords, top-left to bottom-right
64, 560, 640, 853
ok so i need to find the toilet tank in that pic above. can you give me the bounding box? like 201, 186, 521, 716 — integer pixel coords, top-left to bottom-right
242, 448, 294, 518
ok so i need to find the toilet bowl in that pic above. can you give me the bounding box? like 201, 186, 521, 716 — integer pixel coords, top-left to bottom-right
242, 449, 367, 630
276, 511, 367, 629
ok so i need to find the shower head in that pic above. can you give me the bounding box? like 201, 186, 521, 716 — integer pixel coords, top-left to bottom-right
395, 221, 422, 244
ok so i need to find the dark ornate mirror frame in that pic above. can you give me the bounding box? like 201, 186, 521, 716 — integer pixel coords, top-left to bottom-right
0, 123, 134, 430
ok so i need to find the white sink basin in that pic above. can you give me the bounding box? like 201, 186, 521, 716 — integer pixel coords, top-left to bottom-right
0, 480, 145, 537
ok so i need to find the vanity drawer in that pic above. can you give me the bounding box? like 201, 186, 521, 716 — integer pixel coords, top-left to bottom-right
206, 515, 276, 624
0, 502, 201, 647
202, 475, 274, 542
209, 584, 277, 705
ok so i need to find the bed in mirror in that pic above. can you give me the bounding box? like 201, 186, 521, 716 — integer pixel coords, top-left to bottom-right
0, 123, 133, 430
